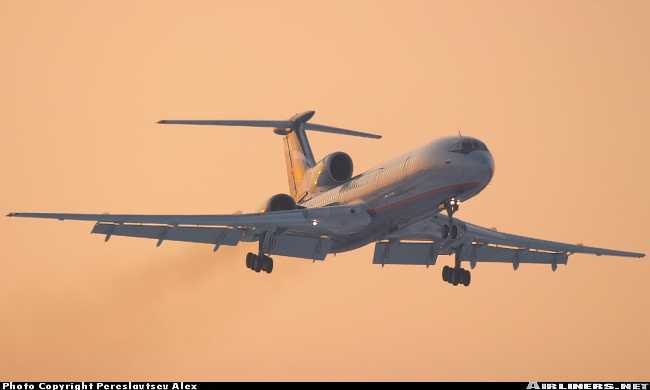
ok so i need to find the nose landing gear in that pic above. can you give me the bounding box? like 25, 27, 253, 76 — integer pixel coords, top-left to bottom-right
441, 197, 461, 240
444, 197, 460, 218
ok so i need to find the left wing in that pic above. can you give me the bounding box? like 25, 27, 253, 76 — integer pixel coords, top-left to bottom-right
7, 205, 371, 258
382, 216, 644, 269
7, 204, 369, 230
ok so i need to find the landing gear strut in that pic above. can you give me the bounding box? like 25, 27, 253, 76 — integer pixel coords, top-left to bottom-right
245, 232, 274, 274
441, 197, 461, 240
441, 224, 459, 240
444, 197, 460, 219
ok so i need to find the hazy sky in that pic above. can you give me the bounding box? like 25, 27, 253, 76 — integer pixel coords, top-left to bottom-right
1, 0, 648, 380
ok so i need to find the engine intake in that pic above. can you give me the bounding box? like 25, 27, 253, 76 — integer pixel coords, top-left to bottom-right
263, 193, 297, 212
327, 152, 354, 182
306, 152, 354, 192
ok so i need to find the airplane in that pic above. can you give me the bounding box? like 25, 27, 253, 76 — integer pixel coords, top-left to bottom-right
7, 111, 645, 286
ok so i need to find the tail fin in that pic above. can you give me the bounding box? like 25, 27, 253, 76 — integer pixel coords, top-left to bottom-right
158, 110, 381, 200
281, 112, 316, 199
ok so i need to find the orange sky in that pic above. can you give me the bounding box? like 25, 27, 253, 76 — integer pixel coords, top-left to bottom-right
1, 0, 648, 381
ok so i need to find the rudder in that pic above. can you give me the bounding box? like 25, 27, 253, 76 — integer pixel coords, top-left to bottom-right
281, 112, 316, 200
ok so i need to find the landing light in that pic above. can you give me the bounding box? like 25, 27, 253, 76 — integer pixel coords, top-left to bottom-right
312, 219, 320, 226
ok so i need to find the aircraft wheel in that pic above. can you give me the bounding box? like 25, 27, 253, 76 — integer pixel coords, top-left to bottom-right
253, 255, 263, 272
462, 270, 471, 286
451, 269, 460, 286
245, 252, 256, 269
262, 256, 274, 274
442, 266, 451, 282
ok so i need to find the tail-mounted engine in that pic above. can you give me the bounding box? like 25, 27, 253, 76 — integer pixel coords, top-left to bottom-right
304, 152, 354, 192
262, 193, 297, 212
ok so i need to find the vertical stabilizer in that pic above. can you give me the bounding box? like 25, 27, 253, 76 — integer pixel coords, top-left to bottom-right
281, 112, 316, 200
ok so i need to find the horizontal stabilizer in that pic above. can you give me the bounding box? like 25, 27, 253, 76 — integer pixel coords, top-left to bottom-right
157, 110, 381, 139
157, 119, 290, 128
304, 123, 381, 139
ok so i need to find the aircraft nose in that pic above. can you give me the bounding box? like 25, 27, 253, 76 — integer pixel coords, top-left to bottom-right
485, 152, 495, 176
474, 151, 495, 184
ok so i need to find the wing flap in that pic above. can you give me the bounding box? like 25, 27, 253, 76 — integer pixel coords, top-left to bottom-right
92, 223, 242, 246
266, 234, 331, 260
458, 243, 568, 267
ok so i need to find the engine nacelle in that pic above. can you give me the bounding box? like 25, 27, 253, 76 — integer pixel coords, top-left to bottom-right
261, 193, 297, 212
307, 152, 354, 191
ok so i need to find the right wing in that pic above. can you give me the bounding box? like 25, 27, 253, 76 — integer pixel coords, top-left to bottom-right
380, 216, 644, 268
7, 204, 371, 259
460, 220, 644, 258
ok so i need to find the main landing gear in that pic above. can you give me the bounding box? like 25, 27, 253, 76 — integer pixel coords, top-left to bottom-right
441, 196, 471, 286
245, 252, 273, 273
441, 244, 471, 287
245, 232, 274, 274
442, 265, 470, 286
441, 224, 459, 240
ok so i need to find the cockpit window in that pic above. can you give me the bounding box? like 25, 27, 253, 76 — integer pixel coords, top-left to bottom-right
450, 139, 488, 154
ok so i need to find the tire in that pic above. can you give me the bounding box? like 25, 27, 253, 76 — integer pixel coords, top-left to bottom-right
253, 256, 263, 272
451, 269, 459, 286
262, 256, 274, 274
442, 266, 450, 282
464, 270, 471, 286
245, 253, 256, 269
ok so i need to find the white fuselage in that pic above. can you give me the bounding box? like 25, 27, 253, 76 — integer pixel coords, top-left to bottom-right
300, 136, 495, 252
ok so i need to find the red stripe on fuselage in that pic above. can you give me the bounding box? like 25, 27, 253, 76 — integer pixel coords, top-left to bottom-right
368, 181, 480, 214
